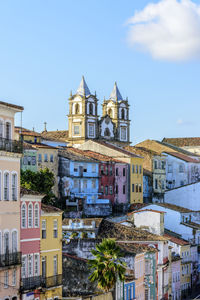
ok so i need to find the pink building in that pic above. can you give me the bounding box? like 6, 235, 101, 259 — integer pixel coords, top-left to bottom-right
171, 256, 181, 300
115, 163, 129, 208
20, 188, 43, 300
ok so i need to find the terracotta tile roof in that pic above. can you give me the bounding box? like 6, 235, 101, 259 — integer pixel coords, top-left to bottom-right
20, 186, 45, 196
92, 140, 142, 158
62, 218, 102, 227
62, 253, 88, 262
31, 143, 58, 150
0, 101, 24, 111
41, 130, 69, 142
163, 151, 200, 163
164, 233, 189, 246
128, 203, 149, 212
135, 139, 199, 157
117, 242, 158, 254
59, 148, 98, 162
15, 127, 41, 137
41, 203, 63, 213
128, 209, 165, 215
97, 219, 167, 241
69, 148, 126, 164
154, 203, 194, 213
23, 142, 38, 150
163, 137, 200, 147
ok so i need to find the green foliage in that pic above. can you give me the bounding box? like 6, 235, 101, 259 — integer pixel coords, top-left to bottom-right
88, 239, 126, 292
70, 232, 79, 239
21, 168, 56, 205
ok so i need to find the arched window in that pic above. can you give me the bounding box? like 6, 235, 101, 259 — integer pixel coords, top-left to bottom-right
28, 203, 33, 228
12, 173, 17, 201
75, 103, 80, 114
4, 231, 9, 254
5, 121, 11, 139
0, 231, 2, 255
121, 108, 125, 119
0, 119, 3, 138
21, 203, 26, 228
34, 203, 39, 228
104, 128, 110, 137
108, 108, 113, 118
89, 103, 93, 115
4, 172, 9, 201
0, 171, 2, 201
12, 230, 17, 253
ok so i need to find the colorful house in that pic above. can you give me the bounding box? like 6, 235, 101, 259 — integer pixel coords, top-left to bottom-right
0, 100, 23, 300
21, 142, 38, 172
40, 204, 63, 300
20, 187, 43, 299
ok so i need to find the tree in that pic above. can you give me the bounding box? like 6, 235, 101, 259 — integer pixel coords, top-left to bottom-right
21, 168, 56, 205
88, 239, 126, 292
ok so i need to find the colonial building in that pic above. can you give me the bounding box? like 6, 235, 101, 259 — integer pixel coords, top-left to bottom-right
67, 76, 130, 146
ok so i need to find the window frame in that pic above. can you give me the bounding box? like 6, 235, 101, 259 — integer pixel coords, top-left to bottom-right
28, 202, 33, 228
34, 203, 39, 228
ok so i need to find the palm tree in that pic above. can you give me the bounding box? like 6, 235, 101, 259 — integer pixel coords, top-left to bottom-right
88, 239, 126, 292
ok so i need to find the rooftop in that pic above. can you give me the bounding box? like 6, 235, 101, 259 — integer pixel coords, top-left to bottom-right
162, 137, 200, 147
15, 127, 41, 137
151, 203, 194, 213
41, 130, 69, 142
76, 76, 91, 97
164, 232, 189, 246
109, 82, 123, 101
117, 242, 158, 255
0, 101, 24, 111
20, 186, 45, 196
63, 218, 102, 227
97, 219, 167, 241
128, 209, 165, 215
59, 148, 98, 162
163, 151, 200, 163
30, 143, 58, 150
41, 203, 63, 213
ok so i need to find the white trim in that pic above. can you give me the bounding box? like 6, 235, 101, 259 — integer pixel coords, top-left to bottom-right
11, 229, 18, 252
0, 170, 2, 201
21, 202, 27, 228
4, 119, 12, 139
28, 202, 33, 228
21, 238, 40, 242
11, 171, 18, 201
40, 249, 61, 253
34, 202, 40, 228
3, 170, 10, 201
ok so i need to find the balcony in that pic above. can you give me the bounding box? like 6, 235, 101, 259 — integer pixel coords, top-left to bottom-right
42, 274, 62, 288
0, 137, 23, 154
21, 276, 42, 291
0, 252, 21, 267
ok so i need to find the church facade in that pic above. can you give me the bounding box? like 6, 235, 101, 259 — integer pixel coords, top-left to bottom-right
67, 76, 131, 146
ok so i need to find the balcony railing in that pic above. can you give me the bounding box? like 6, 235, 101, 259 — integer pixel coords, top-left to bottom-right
0, 252, 21, 267
21, 276, 42, 291
42, 274, 62, 288
0, 137, 23, 154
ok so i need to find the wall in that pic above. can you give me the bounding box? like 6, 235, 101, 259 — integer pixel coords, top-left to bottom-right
171, 259, 181, 300
132, 210, 164, 235
164, 181, 200, 211
21, 149, 37, 172
114, 163, 129, 208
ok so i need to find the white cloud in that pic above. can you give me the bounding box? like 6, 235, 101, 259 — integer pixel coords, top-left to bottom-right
126, 0, 200, 61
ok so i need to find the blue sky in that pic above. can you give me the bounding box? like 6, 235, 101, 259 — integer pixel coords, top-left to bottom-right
0, 0, 200, 144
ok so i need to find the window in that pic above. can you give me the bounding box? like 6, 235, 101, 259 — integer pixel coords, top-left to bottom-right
83, 164, 87, 172
108, 108, 113, 118
53, 219, 58, 238
121, 127, 126, 140
23, 156, 28, 165
136, 184, 138, 193
28, 254, 33, 277
109, 186, 113, 195
92, 164, 96, 173
139, 184, 142, 193
21, 203, 26, 228
104, 128, 110, 137
123, 185, 125, 194
89, 103, 93, 115
22, 256, 27, 278
92, 179, 96, 189
4, 271, 9, 288
116, 185, 118, 194
27, 156, 31, 165
179, 164, 184, 173
12, 173, 17, 201
101, 186, 104, 193
139, 165, 142, 174
116, 168, 118, 176
109, 165, 113, 175
42, 256, 46, 277
135, 165, 138, 173
0, 171, 1, 201
12, 231, 17, 252
161, 180, 165, 189
74, 179, 79, 189
105, 186, 108, 195
4, 172, 9, 200
121, 108, 125, 119
12, 269, 16, 286
44, 154, 48, 162
34, 203, 39, 228
50, 154, 54, 162
34, 254, 39, 276
53, 255, 58, 275
83, 180, 87, 189
123, 168, 126, 176
75, 103, 80, 114
132, 184, 134, 192
155, 179, 158, 189
89, 124, 94, 137
28, 203, 33, 228
0, 231, 1, 255
0, 119, 3, 137
38, 154, 42, 162
74, 125, 80, 135
168, 164, 173, 173
154, 160, 158, 169
32, 156, 36, 165
162, 161, 165, 169
4, 232, 9, 253
5, 122, 11, 139
105, 165, 108, 175
74, 163, 78, 172
132, 165, 134, 173
42, 220, 46, 239
100, 165, 104, 175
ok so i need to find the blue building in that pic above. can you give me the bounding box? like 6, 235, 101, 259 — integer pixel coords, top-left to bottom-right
124, 280, 136, 300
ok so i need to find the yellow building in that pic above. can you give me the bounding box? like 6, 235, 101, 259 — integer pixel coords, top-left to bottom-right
78, 140, 144, 204
180, 244, 191, 296
40, 204, 63, 300
14, 126, 41, 143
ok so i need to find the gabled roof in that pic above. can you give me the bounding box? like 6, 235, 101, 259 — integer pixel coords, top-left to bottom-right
151, 203, 194, 213
117, 242, 157, 255
164, 232, 189, 246
128, 209, 165, 215
30, 143, 58, 150
20, 186, 45, 197
40, 130, 69, 142
109, 82, 123, 101
15, 127, 41, 137
97, 219, 167, 241
59, 148, 98, 162
41, 203, 63, 213
0, 101, 24, 111
163, 137, 200, 147
76, 76, 91, 97
163, 151, 200, 163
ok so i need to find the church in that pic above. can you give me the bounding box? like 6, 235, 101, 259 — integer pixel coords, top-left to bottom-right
67, 76, 131, 147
